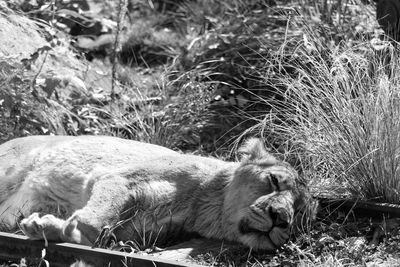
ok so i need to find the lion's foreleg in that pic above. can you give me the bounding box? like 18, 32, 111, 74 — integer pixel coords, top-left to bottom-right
21, 174, 131, 245
61, 174, 131, 245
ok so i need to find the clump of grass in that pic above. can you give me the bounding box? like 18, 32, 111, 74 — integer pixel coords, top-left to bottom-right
249, 26, 400, 203
232, 0, 400, 203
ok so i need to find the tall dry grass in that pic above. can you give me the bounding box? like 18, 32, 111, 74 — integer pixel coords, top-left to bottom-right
249, 31, 400, 202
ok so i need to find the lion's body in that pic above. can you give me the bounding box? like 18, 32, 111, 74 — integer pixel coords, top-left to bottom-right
0, 135, 314, 250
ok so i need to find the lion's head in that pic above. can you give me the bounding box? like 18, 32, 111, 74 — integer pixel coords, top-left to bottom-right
223, 138, 317, 250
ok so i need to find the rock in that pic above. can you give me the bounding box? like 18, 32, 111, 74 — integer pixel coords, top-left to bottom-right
0, 13, 46, 58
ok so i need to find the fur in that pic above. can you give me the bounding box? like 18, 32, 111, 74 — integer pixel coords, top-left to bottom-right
0, 135, 315, 250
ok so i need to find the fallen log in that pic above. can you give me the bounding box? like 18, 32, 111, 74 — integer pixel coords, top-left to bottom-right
318, 197, 400, 219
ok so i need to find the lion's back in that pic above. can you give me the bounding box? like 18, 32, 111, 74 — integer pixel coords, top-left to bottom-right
0, 135, 180, 229
0, 135, 178, 175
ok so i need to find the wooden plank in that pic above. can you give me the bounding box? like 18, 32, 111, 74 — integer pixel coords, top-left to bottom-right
0, 232, 202, 267
152, 238, 239, 262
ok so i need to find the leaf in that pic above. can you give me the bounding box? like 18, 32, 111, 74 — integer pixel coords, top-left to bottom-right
42, 77, 62, 98
56, 9, 92, 23
62, 75, 87, 91
208, 43, 219, 49
75, 34, 114, 50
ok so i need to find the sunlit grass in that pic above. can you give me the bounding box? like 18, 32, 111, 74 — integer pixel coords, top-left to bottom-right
248, 30, 400, 203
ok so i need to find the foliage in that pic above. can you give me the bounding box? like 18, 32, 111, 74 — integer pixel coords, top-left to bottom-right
0, 53, 66, 141
4, 0, 400, 266
245, 24, 400, 203
156, 0, 378, 153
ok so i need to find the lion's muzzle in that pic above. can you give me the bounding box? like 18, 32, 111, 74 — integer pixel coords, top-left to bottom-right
237, 191, 295, 249
269, 205, 291, 228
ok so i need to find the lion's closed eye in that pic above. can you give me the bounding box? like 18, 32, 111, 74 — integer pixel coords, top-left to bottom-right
270, 174, 280, 190
268, 170, 295, 192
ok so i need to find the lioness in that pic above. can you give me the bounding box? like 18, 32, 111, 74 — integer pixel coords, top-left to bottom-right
0, 135, 315, 250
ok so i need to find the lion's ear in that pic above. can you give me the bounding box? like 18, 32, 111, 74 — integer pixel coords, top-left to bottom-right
238, 138, 276, 162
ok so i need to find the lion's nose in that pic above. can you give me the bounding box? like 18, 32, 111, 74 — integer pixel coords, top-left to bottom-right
269, 206, 290, 228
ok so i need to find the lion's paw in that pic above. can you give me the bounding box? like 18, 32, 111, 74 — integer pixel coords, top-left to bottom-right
20, 213, 65, 241
269, 227, 290, 247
